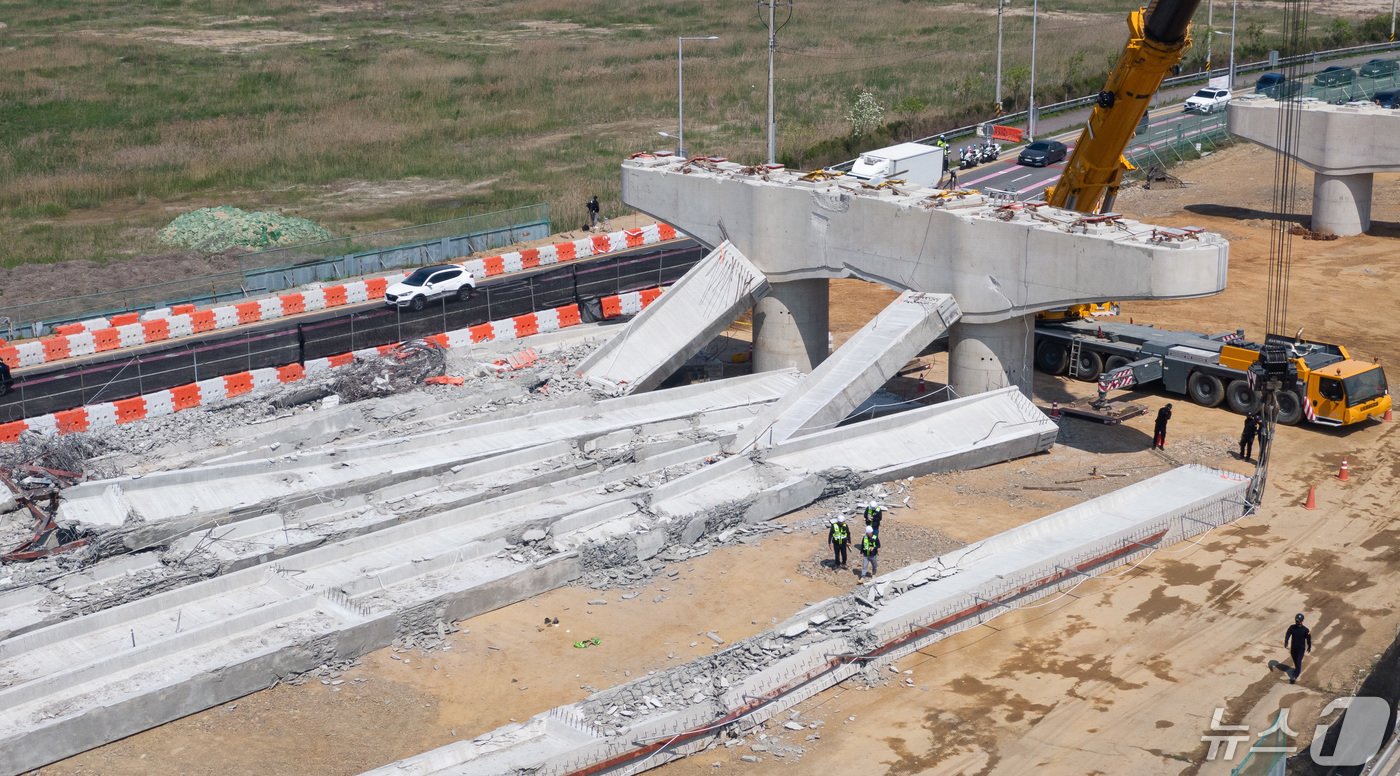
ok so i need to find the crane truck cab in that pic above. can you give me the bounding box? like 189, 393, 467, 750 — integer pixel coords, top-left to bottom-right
1216, 336, 1389, 425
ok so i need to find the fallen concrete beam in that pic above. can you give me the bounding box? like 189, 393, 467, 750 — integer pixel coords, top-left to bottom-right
363, 465, 1250, 775
727, 291, 961, 453
653, 386, 1057, 528
576, 240, 769, 394
56, 371, 802, 532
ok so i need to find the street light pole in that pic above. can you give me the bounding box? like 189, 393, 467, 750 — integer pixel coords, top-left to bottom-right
995, 0, 1009, 110
677, 35, 720, 159
1028, 0, 1039, 138
1206, 0, 1214, 72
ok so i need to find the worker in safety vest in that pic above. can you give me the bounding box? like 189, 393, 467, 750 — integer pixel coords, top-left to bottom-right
859, 526, 881, 579
827, 517, 850, 570
863, 501, 884, 533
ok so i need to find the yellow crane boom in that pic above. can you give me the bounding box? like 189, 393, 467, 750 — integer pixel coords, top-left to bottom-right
1046, 0, 1201, 214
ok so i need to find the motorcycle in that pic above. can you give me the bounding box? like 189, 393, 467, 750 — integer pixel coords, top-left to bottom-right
979, 139, 1003, 161
959, 146, 980, 169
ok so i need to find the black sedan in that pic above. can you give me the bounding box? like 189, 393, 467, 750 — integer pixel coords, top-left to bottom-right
1017, 140, 1068, 167
1360, 58, 1399, 78
1314, 66, 1356, 86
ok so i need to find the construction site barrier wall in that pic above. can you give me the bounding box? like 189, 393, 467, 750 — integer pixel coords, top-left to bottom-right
0, 224, 680, 370
0, 241, 699, 425
0, 288, 666, 443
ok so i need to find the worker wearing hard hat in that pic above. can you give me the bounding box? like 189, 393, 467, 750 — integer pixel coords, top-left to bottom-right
827, 516, 850, 570
858, 525, 881, 580
863, 500, 885, 533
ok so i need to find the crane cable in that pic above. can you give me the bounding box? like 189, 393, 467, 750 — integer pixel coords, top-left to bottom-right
1251, 0, 1310, 506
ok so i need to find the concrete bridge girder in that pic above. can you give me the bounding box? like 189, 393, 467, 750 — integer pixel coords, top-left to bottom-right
621, 156, 1228, 397
1229, 96, 1400, 236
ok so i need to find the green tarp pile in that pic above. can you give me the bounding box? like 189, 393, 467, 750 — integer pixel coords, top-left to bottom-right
159, 206, 332, 252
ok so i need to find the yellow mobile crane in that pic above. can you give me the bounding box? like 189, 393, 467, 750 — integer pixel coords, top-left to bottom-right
1030, 0, 1391, 430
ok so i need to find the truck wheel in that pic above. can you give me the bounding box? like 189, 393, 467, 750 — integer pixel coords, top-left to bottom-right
1073, 350, 1103, 382
1034, 340, 1069, 375
1187, 371, 1225, 407
1225, 379, 1260, 414
1104, 355, 1131, 374
1276, 391, 1304, 425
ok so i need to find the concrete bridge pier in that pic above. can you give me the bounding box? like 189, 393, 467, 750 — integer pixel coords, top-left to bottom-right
752, 278, 830, 373
948, 316, 1035, 398
1313, 172, 1373, 236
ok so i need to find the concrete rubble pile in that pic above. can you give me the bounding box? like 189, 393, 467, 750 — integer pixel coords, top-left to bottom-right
364, 465, 1251, 775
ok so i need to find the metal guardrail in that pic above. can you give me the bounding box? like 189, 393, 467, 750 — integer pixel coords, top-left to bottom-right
829, 39, 1400, 171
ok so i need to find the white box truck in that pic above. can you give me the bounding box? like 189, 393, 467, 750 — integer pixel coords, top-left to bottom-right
844, 142, 945, 188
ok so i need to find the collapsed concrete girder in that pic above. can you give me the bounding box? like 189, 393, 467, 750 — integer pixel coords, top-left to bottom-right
363, 465, 1251, 775
576, 240, 770, 394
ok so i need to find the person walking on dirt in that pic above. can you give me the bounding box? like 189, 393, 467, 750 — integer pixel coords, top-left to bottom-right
1239, 412, 1260, 461
587, 196, 600, 229
1152, 403, 1173, 450
858, 525, 881, 579
827, 517, 850, 570
1284, 613, 1313, 684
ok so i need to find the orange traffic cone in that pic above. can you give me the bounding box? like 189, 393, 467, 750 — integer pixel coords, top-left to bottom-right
1304, 485, 1317, 510
1385, 408, 1393, 422
1338, 458, 1350, 481
918, 374, 927, 393
1050, 401, 1061, 419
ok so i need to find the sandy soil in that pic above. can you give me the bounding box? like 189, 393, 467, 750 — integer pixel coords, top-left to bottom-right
40, 143, 1400, 775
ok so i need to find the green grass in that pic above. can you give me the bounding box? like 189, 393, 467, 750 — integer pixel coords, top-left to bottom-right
0, 0, 1389, 268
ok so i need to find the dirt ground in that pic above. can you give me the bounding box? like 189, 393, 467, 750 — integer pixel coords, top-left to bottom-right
41, 143, 1400, 775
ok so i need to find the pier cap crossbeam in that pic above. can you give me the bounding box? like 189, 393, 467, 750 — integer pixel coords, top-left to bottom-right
621, 156, 1229, 325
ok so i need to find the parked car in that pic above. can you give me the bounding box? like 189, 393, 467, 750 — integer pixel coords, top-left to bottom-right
1254, 73, 1303, 99
1374, 90, 1400, 109
1314, 66, 1356, 86
1359, 58, 1400, 78
385, 264, 477, 311
1016, 140, 1068, 167
1183, 87, 1233, 114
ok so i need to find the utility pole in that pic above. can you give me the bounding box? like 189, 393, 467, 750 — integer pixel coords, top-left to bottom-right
1028, 0, 1039, 138
1205, 0, 1214, 72
995, 0, 1010, 110
1391, 0, 1396, 42
1229, 0, 1237, 90
757, 1, 791, 164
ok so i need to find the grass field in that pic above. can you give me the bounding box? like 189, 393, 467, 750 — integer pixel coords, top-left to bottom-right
0, 0, 1387, 270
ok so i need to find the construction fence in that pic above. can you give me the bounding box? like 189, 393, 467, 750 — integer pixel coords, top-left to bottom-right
0, 243, 704, 425
1, 204, 551, 337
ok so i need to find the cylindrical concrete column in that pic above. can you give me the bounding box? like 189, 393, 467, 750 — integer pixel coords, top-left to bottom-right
948, 315, 1034, 398
752, 279, 830, 373
1312, 172, 1373, 236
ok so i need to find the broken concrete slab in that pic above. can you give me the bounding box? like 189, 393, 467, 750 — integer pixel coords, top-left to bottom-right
728, 291, 961, 453
575, 241, 769, 394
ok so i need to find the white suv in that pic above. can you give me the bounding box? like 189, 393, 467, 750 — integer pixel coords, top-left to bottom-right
385, 264, 477, 311
1183, 87, 1232, 114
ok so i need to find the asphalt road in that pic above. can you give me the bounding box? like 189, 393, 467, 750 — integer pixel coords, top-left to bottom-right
0, 240, 705, 423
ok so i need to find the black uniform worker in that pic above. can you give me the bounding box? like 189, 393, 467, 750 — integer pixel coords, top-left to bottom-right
0, 358, 12, 396
864, 501, 884, 533
1239, 413, 1260, 461
1284, 613, 1313, 684
1153, 403, 1173, 450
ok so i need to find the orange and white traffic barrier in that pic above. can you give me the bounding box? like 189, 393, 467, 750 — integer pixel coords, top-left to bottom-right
0, 224, 684, 372
1337, 458, 1350, 481
0, 287, 665, 442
